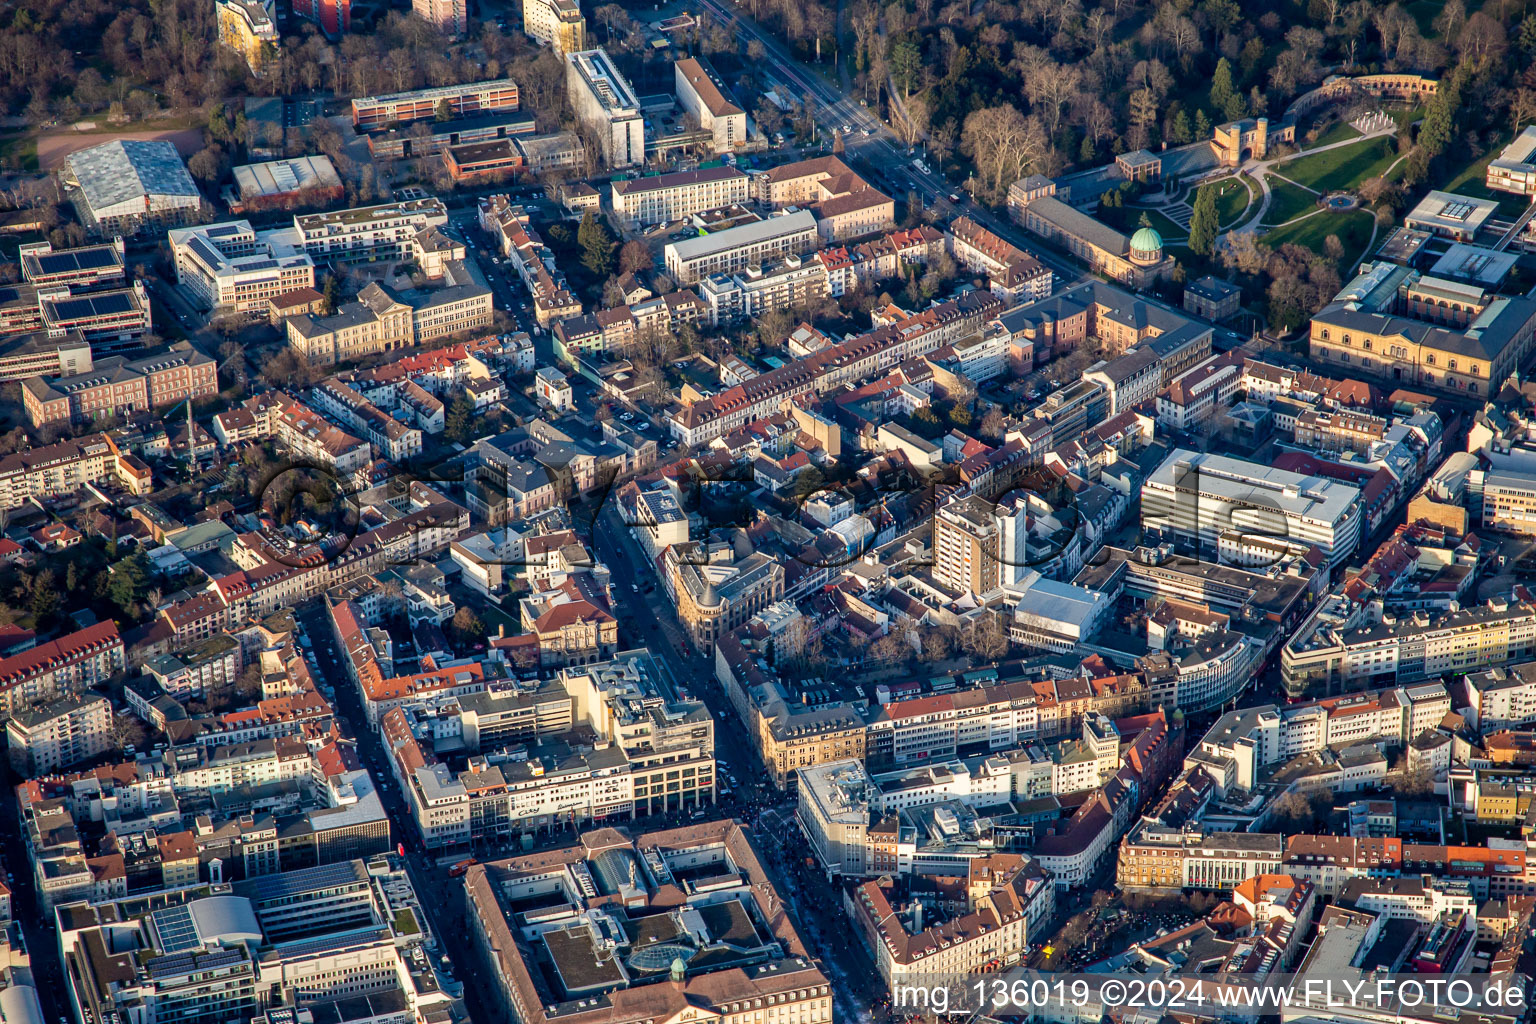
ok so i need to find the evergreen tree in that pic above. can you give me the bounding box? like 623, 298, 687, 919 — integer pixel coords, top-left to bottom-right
1194, 109, 1213, 140
445, 394, 475, 445
578, 212, 615, 278
1210, 58, 1245, 123
1188, 184, 1219, 255
1167, 108, 1192, 145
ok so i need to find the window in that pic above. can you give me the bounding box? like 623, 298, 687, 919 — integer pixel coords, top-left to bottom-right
1426, 354, 1435, 365
1449, 359, 1458, 371
1343, 334, 1351, 345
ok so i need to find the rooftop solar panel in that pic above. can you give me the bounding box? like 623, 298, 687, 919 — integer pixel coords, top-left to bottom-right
32, 248, 118, 275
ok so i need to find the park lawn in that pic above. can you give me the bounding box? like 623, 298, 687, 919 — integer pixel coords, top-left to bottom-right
1275, 136, 1397, 192
1262, 209, 1375, 263
0, 135, 38, 171
1264, 180, 1320, 226
1209, 176, 1255, 228
1126, 208, 1188, 241
1309, 122, 1362, 148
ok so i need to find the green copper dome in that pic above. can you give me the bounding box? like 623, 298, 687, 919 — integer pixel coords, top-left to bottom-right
1130, 226, 1163, 252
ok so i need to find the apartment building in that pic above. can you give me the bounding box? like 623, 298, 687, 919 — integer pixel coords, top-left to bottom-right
1464, 663, 1536, 732
669, 291, 1000, 443
610, 166, 749, 228
1083, 347, 1161, 416
521, 0, 585, 53
5, 692, 113, 775
23, 344, 218, 428
664, 211, 818, 284
412, 0, 465, 36
675, 57, 746, 153
216, 0, 279, 72
565, 49, 644, 169
696, 254, 829, 325
1142, 448, 1365, 569
948, 216, 1053, 304
310, 379, 423, 461
351, 79, 520, 129
286, 198, 449, 264
0, 621, 124, 717
170, 221, 317, 314
0, 433, 150, 512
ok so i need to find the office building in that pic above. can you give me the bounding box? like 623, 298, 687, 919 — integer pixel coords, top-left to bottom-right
522, 0, 586, 54
675, 57, 746, 154
565, 49, 644, 169
23, 343, 218, 428
5, 692, 112, 775
61, 140, 203, 237
169, 221, 317, 313
350, 79, 519, 129
664, 211, 818, 284
1142, 448, 1365, 569
610, 166, 749, 228
18, 239, 126, 290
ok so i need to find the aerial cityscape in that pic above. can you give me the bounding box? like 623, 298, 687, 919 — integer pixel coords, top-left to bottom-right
2, 0, 1536, 1023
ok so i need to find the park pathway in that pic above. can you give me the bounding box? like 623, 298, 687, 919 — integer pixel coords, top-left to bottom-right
1232, 123, 1397, 235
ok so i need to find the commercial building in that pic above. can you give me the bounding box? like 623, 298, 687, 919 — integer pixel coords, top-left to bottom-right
1281, 594, 1536, 693
1309, 261, 1536, 397
23, 344, 218, 428
565, 49, 644, 169
5, 692, 112, 775
351, 79, 521, 129
464, 822, 831, 1024
216, 0, 278, 73
228, 156, 344, 214
675, 58, 747, 154
169, 221, 317, 314
1488, 126, 1536, 196
61, 140, 203, 237
664, 211, 818, 284
1142, 448, 1365, 569
1007, 177, 1173, 288
522, 0, 586, 54
412, 0, 465, 36
610, 166, 749, 228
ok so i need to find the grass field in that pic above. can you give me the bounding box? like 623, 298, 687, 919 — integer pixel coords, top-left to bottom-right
0, 135, 38, 171
1274, 136, 1399, 192
1127, 208, 1188, 240
1263, 209, 1375, 262
1264, 180, 1320, 225
1209, 177, 1255, 228
1309, 122, 1363, 148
